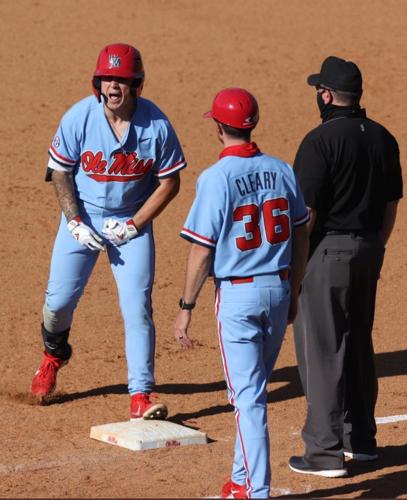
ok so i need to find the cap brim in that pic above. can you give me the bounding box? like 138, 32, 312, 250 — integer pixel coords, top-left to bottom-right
203, 110, 213, 119
307, 73, 320, 87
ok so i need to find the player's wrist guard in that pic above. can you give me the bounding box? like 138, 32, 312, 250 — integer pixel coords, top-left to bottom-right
125, 219, 139, 238
102, 218, 139, 246
67, 215, 82, 231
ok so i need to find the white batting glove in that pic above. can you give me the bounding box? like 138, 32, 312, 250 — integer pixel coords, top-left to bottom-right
102, 218, 139, 246
67, 217, 105, 252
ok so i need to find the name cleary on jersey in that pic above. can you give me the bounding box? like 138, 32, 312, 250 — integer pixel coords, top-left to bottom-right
234, 170, 277, 196
81, 150, 153, 182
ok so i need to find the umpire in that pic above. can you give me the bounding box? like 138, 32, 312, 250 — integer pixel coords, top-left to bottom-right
289, 56, 403, 477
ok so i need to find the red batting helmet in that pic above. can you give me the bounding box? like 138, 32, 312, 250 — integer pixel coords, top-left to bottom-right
203, 88, 259, 129
92, 43, 145, 100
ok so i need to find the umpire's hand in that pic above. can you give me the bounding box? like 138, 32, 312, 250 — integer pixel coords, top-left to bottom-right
174, 310, 193, 349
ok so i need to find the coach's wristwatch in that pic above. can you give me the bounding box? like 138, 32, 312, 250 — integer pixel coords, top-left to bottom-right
179, 298, 196, 310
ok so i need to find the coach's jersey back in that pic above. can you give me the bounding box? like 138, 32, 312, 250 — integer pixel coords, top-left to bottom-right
181, 143, 308, 278
47, 96, 186, 213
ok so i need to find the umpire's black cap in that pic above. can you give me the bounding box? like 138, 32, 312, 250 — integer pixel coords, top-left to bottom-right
307, 56, 362, 93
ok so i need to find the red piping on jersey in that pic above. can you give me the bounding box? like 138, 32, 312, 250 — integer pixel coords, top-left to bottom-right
87, 174, 146, 182
181, 228, 216, 245
49, 146, 77, 165
159, 160, 186, 174
294, 210, 311, 225
219, 142, 260, 159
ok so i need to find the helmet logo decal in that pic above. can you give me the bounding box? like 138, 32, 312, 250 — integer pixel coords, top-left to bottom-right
108, 54, 121, 69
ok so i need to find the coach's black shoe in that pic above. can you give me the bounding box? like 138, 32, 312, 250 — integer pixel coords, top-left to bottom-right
289, 456, 348, 478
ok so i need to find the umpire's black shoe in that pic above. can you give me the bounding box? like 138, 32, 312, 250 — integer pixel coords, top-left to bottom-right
289, 456, 348, 478
344, 451, 378, 461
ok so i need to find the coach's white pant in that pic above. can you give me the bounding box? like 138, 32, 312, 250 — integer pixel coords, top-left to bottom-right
215, 274, 290, 498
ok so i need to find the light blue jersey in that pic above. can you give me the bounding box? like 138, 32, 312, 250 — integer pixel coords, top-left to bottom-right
44, 94, 186, 395
181, 142, 308, 277
48, 95, 186, 213
180, 141, 308, 498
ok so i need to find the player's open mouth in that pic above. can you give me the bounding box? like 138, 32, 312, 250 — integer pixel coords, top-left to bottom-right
109, 93, 121, 102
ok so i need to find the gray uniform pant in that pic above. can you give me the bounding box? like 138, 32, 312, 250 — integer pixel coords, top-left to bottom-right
293, 232, 385, 469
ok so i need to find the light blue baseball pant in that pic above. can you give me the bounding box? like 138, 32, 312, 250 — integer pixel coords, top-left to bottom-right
215, 273, 290, 499
44, 209, 156, 394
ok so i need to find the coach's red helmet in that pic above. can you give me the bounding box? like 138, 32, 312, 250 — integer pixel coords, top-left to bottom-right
92, 43, 145, 100
204, 88, 259, 129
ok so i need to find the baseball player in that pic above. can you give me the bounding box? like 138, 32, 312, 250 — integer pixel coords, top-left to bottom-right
174, 88, 310, 498
31, 43, 186, 420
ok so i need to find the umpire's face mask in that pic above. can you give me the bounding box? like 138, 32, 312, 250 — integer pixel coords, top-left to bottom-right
316, 92, 325, 112
316, 88, 334, 119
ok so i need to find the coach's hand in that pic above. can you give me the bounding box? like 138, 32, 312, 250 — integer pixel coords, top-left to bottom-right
174, 310, 193, 349
102, 218, 139, 246
67, 217, 105, 251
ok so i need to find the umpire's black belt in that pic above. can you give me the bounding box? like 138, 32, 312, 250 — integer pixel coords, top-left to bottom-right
325, 230, 376, 238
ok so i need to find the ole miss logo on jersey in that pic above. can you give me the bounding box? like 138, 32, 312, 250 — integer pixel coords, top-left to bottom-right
80, 150, 154, 182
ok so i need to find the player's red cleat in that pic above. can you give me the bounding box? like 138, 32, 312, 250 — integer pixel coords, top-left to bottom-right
130, 392, 168, 420
31, 351, 68, 400
221, 479, 248, 498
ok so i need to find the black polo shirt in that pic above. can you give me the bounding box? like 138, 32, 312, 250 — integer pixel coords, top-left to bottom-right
294, 107, 403, 233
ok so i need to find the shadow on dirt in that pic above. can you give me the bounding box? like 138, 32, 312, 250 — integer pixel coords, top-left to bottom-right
375, 349, 407, 378
32, 384, 129, 405
280, 444, 407, 498
170, 402, 234, 422
21, 348, 406, 408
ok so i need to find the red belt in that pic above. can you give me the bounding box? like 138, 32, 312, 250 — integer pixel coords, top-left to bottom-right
279, 269, 290, 281
229, 269, 289, 285
229, 276, 254, 284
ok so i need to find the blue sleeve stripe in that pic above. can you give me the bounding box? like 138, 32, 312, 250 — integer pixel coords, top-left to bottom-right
49, 146, 77, 166
293, 211, 310, 227
156, 160, 187, 178
180, 228, 216, 248
47, 156, 74, 172
180, 232, 215, 249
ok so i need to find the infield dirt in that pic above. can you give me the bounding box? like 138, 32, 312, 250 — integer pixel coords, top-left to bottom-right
0, 1, 406, 498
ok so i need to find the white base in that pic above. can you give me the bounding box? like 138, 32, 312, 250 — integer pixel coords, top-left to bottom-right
90, 419, 207, 451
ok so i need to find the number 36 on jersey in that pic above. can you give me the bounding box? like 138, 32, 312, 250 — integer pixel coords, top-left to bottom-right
233, 197, 290, 251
